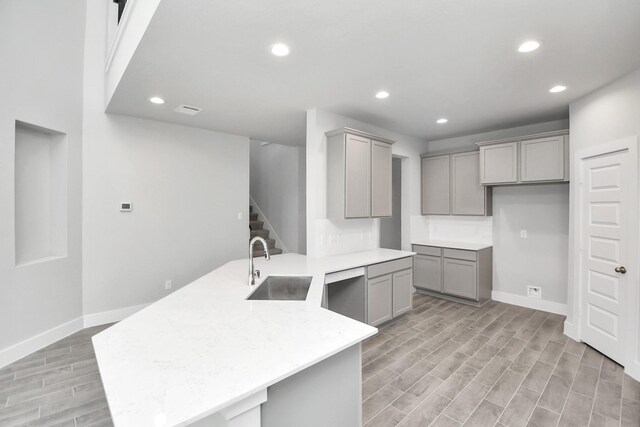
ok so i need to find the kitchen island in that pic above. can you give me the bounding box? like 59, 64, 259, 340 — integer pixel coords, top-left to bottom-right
93, 249, 414, 427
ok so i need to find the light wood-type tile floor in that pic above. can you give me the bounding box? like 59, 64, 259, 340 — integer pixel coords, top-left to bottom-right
361, 294, 640, 427
2, 295, 639, 427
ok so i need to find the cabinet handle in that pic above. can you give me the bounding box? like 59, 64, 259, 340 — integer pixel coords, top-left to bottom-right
615, 266, 627, 274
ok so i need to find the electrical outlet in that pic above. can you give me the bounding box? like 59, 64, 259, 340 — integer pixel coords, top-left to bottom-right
165, 280, 172, 290
520, 230, 528, 239
527, 286, 542, 299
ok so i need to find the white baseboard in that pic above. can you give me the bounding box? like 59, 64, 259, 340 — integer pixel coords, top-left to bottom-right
563, 320, 580, 341
0, 303, 150, 369
625, 360, 640, 382
83, 303, 149, 328
0, 317, 84, 369
492, 291, 567, 316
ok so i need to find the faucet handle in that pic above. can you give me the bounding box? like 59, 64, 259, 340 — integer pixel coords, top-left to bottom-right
255, 270, 260, 279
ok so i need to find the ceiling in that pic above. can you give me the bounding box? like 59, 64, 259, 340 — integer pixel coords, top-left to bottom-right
107, 0, 640, 146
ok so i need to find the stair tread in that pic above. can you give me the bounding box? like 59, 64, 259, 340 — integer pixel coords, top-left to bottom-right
250, 229, 269, 238
249, 221, 264, 230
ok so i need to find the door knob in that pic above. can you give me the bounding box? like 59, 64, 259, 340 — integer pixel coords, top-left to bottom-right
615, 266, 627, 274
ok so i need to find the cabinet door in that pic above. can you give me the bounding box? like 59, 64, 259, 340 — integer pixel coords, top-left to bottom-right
443, 258, 478, 300
371, 140, 392, 217
392, 269, 413, 317
421, 155, 450, 215
367, 274, 393, 326
480, 142, 518, 184
345, 134, 371, 218
520, 136, 565, 182
451, 151, 486, 215
414, 254, 442, 292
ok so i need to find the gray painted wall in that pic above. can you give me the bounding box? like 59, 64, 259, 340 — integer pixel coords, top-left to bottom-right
0, 0, 85, 350
493, 184, 569, 303
250, 140, 306, 254
380, 158, 402, 250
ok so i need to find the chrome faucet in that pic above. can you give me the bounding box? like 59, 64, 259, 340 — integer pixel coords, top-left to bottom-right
249, 236, 271, 285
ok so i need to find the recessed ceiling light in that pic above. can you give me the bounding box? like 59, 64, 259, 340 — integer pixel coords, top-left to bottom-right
518, 40, 541, 53
436, 118, 448, 124
271, 43, 290, 56
149, 96, 165, 104
375, 91, 390, 99
549, 85, 567, 93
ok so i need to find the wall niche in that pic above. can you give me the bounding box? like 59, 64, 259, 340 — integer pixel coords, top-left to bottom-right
14, 121, 68, 266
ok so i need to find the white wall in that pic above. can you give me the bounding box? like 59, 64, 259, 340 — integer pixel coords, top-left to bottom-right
0, 0, 85, 352
567, 68, 640, 375
250, 140, 306, 253
82, 1, 249, 316
306, 109, 428, 257
424, 119, 570, 310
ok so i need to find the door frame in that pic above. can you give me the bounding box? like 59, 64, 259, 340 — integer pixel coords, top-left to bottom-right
572, 136, 639, 377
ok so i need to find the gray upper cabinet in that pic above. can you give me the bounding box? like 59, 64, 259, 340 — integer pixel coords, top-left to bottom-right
451, 151, 491, 215
371, 140, 392, 217
477, 130, 570, 186
480, 142, 518, 184
421, 155, 450, 215
326, 128, 395, 219
421, 149, 491, 216
344, 134, 371, 218
520, 136, 564, 182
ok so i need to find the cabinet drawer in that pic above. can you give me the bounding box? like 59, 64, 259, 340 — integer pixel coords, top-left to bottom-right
367, 257, 413, 279
412, 245, 442, 257
443, 248, 477, 261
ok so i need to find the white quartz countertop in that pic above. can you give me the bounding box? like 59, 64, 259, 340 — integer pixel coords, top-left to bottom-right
93, 249, 415, 427
412, 239, 492, 251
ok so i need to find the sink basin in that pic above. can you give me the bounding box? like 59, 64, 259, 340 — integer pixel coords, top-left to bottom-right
246, 276, 312, 301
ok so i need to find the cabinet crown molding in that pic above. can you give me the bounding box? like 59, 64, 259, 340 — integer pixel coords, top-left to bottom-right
421, 146, 479, 158
325, 127, 396, 145
475, 129, 569, 147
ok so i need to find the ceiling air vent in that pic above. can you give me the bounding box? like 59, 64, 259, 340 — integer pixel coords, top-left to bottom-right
174, 105, 202, 115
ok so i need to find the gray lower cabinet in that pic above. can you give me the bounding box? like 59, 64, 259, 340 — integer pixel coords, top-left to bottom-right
443, 258, 477, 300
367, 274, 393, 326
412, 244, 493, 306
414, 254, 442, 292
392, 270, 413, 317
366, 257, 413, 326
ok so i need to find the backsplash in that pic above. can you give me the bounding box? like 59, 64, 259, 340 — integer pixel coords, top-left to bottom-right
410, 215, 493, 244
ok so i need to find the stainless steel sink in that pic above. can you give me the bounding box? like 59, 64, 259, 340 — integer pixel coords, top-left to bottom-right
246, 276, 312, 301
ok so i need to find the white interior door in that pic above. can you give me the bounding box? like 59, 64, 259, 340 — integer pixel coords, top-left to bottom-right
579, 149, 631, 364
